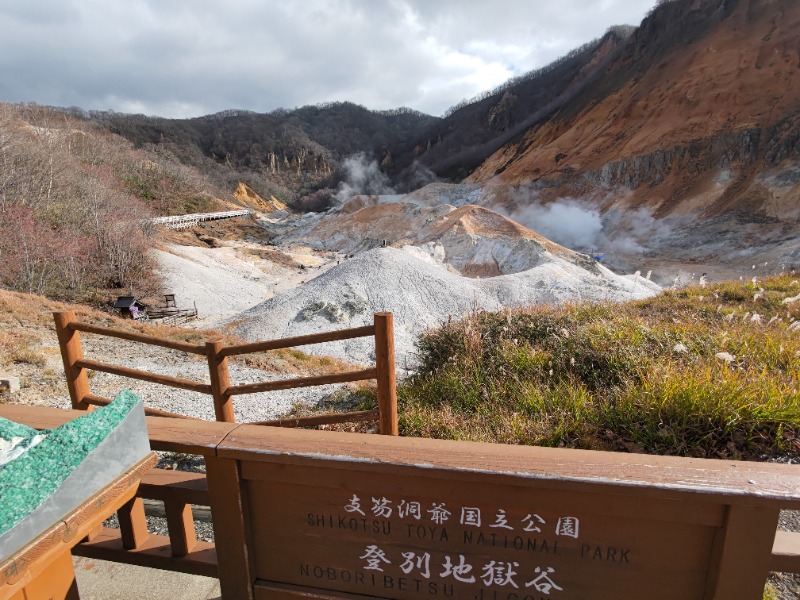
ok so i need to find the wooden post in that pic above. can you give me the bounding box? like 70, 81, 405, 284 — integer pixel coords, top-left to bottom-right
206, 457, 254, 600
164, 501, 197, 557
53, 311, 92, 411
117, 497, 149, 550
374, 312, 398, 436
206, 340, 234, 422
705, 504, 781, 599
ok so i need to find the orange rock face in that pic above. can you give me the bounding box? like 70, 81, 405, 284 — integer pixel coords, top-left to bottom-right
469, 0, 800, 220
234, 182, 287, 212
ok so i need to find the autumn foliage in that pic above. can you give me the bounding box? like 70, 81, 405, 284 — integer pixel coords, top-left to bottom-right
0, 104, 161, 300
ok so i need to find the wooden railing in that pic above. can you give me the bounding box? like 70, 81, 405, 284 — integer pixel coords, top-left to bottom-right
48, 310, 398, 582
53, 310, 398, 434
1, 404, 798, 600
147, 209, 252, 230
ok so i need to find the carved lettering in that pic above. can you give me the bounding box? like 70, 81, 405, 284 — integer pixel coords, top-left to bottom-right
306, 513, 390, 534
580, 544, 631, 563
462, 531, 559, 555
406, 524, 449, 541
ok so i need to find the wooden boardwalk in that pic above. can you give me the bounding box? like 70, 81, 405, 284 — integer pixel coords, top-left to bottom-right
148, 209, 252, 230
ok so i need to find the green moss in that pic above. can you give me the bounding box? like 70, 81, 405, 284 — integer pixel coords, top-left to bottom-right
0, 418, 38, 441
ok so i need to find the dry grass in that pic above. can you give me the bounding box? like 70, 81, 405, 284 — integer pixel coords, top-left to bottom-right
398, 275, 800, 459
0, 291, 69, 368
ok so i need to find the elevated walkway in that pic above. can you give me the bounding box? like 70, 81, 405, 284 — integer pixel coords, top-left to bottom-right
148, 209, 252, 230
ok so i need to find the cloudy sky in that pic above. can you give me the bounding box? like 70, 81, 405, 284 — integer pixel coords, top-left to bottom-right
0, 0, 656, 119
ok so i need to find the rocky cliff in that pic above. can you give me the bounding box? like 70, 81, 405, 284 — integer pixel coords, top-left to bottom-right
467, 0, 800, 222
390, 26, 634, 182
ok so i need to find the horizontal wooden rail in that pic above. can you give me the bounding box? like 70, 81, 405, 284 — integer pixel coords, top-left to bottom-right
227, 368, 377, 396
69, 321, 206, 355
84, 394, 195, 420
75, 358, 212, 395
254, 409, 379, 428
0, 404, 232, 455
5, 405, 798, 598
142, 499, 212, 523
771, 531, 800, 573
138, 469, 210, 506
220, 325, 375, 357
54, 309, 398, 433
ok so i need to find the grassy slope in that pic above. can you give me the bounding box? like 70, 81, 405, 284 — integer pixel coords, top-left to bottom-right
399, 275, 800, 460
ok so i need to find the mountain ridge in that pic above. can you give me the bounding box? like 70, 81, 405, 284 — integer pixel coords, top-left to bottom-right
469, 0, 800, 222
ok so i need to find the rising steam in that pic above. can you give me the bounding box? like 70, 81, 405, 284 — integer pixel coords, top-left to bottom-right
335, 153, 395, 203
499, 195, 675, 255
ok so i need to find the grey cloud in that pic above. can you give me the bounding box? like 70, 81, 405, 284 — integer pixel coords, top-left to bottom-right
0, 0, 80, 26
0, 0, 656, 118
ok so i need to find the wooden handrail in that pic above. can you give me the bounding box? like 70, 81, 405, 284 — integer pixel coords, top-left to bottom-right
75, 358, 212, 395
138, 470, 210, 505
771, 531, 800, 573
226, 368, 377, 396
4, 405, 798, 594
53, 310, 397, 434
84, 394, 196, 420
69, 321, 206, 355
219, 324, 375, 357
253, 409, 379, 428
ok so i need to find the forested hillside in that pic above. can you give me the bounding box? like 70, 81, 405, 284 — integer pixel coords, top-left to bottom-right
469, 0, 800, 221
91, 103, 439, 209
389, 26, 635, 180
0, 104, 232, 301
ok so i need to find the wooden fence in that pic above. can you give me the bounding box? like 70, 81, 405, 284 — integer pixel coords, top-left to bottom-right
22, 310, 800, 598
1, 404, 798, 600
146, 301, 198, 325
52, 310, 398, 434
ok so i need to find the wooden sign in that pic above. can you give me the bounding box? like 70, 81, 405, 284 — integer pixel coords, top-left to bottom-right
215, 426, 800, 600
247, 464, 713, 599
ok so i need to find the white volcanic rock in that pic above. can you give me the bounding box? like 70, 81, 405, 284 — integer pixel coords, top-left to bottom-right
270, 199, 600, 278
152, 245, 273, 324
229, 246, 660, 366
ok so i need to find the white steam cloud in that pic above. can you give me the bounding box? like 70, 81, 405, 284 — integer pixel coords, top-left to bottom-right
517, 200, 604, 251
336, 153, 395, 204
500, 196, 675, 255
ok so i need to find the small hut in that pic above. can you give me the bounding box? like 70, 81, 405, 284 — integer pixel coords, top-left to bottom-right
113, 296, 147, 319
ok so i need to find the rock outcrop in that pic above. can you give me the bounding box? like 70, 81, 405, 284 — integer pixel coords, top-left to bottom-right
233, 182, 288, 212
468, 0, 800, 221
